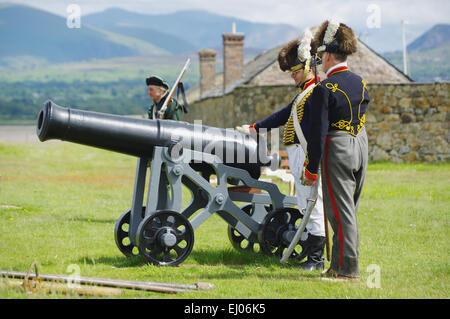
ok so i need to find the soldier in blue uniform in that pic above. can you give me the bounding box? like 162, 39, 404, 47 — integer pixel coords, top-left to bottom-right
302, 20, 370, 282
238, 30, 326, 271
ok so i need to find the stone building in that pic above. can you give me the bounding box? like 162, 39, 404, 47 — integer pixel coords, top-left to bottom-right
185, 27, 449, 163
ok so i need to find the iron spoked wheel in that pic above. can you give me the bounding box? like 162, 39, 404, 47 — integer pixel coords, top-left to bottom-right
114, 207, 146, 257
260, 207, 304, 259
136, 210, 194, 266
227, 204, 270, 254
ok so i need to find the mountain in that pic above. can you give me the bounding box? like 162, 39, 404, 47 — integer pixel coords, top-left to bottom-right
100, 25, 196, 54
0, 4, 166, 66
407, 24, 450, 51
382, 24, 450, 82
0, 5, 299, 67
83, 8, 299, 51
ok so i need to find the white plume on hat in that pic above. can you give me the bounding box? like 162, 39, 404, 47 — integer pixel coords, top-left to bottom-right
323, 18, 340, 45
297, 28, 313, 62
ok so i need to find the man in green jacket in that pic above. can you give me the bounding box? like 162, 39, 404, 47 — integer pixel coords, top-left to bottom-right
146, 75, 183, 121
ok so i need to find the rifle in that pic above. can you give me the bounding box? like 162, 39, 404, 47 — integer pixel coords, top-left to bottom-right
312, 53, 321, 85
311, 53, 330, 261
157, 58, 191, 119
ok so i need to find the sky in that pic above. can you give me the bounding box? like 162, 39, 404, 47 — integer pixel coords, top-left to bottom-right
2, 0, 449, 52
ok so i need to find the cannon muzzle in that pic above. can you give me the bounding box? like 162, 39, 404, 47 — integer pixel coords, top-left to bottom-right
37, 100, 279, 176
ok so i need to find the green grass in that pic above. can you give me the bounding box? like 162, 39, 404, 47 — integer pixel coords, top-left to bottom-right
0, 141, 449, 299
0, 54, 200, 84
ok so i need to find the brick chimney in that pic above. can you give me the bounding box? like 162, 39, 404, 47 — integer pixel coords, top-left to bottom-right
222, 23, 244, 93
198, 49, 217, 96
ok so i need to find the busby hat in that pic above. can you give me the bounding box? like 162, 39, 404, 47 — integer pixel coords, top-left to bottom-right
278, 29, 317, 73
145, 75, 169, 90
315, 19, 357, 56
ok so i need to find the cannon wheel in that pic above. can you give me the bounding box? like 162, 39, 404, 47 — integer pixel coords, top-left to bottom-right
136, 210, 194, 266
114, 207, 146, 257
260, 207, 304, 259
227, 204, 270, 254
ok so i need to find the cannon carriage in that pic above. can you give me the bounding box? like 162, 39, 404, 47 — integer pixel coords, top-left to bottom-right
37, 100, 308, 266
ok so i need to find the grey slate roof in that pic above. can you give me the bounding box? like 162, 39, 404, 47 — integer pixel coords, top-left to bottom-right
186, 34, 412, 103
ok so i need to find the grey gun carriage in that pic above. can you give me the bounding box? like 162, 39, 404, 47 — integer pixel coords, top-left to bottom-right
36, 100, 309, 266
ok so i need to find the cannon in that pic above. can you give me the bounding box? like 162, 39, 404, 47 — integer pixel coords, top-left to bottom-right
37, 100, 309, 266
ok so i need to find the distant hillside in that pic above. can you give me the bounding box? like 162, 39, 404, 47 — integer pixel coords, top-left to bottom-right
0, 4, 299, 68
382, 24, 450, 82
84, 8, 299, 51
0, 4, 165, 66
407, 24, 450, 51
102, 25, 196, 54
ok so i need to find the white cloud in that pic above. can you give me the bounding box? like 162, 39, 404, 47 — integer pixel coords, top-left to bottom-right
4, 0, 449, 26
2, 0, 449, 51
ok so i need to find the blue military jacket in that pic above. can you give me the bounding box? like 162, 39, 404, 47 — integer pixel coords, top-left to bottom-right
254, 77, 318, 146
305, 66, 370, 178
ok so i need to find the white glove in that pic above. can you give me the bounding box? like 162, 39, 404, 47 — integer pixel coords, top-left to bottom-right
235, 124, 252, 135
235, 124, 261, 136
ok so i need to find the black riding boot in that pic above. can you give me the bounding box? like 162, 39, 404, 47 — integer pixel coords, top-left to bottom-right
298, 234, 325, 271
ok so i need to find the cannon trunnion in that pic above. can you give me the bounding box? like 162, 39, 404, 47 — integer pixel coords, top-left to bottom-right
37, 100, 307, 266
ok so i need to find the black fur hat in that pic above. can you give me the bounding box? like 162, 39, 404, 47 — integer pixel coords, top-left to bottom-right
315, 20, 357, 56
278, 37, 317, 72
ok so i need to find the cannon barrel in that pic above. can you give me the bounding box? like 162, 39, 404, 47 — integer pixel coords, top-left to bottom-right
36, 100, 279, 176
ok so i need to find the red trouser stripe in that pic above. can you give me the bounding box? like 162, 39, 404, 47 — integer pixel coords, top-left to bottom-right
324, 135, 344, 266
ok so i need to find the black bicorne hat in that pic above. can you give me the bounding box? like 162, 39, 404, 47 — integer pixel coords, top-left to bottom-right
145, 75, 169, 90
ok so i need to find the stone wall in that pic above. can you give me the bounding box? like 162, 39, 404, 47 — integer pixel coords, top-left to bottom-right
365, 82, 449, 163
185, 82, 450, 163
